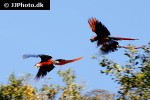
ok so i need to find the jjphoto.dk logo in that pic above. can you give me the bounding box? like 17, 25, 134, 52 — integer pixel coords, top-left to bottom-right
0, 0, 50, 10
10, 2, 44, 8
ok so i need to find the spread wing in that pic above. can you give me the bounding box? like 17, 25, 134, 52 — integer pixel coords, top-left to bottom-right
22, 54, 52, 62
35, 64, 55, 80
88, 18, 110, 39
38, 55, 52, 62
100, 40, 119, 54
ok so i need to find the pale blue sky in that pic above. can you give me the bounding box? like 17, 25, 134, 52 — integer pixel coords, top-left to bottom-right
0, 0, 150, 94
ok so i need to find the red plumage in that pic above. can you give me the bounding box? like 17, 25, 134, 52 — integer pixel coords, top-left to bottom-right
23, 54, 83, 80
88, 17, 139, 54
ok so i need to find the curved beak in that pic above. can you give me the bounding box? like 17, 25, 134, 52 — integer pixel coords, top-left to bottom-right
90, 36, 97, 42
35, 63, 41, 68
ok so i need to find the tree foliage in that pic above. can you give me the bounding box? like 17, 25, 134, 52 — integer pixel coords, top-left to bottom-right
82, 89, 115, 100
93, 43, 150, 100
39, 68, 84, 100
0, 73, 38, 100
0, 68, 115, 100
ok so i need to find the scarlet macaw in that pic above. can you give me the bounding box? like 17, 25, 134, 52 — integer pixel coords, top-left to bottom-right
23, 54, 83, 80
88, 18, 139, 54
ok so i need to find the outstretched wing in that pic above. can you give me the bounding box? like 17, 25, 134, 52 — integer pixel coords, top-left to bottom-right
38, 55, 52, 62
100, 40, 119, 54
22, 54, 52, 62
35, 64, 55, 80
22, 54, 39, 59
55, 57, 83, 65
88, 18, 110, 39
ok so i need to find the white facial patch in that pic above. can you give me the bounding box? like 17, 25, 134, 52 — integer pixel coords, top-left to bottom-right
53, 61, 59, 65
35, 63, 40, 68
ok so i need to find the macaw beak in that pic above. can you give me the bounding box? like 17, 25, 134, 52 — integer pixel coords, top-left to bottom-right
90, 36, 97, 42
35, 63, 41, 68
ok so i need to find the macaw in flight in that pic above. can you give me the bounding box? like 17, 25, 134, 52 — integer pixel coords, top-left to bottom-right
23, 54, 83, 80
88, 17, 140, 54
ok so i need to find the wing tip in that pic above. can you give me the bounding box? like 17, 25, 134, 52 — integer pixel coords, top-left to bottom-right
22, 54, 30, 59
22, 54, 39, 59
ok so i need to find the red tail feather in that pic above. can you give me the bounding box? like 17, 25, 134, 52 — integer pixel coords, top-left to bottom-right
55, 57, 83, 65
110, 36, 139, 40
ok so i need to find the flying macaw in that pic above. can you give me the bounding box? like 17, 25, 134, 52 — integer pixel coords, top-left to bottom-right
23, 54, 83, 80
88, 17, 139, 54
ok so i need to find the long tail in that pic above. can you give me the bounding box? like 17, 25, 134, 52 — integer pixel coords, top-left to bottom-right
65, 56, 83, 63
55, 57, 83, 65
109, 36, 139, 40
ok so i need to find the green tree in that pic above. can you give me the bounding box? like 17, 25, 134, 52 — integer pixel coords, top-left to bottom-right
58, 68, 84, 100
39, 68, 115, 100
39, 68, 84, 100
0, 73, 39, 100
93, 43, 150, 100
82, 89, 115, 100
0, 69, 115, 100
